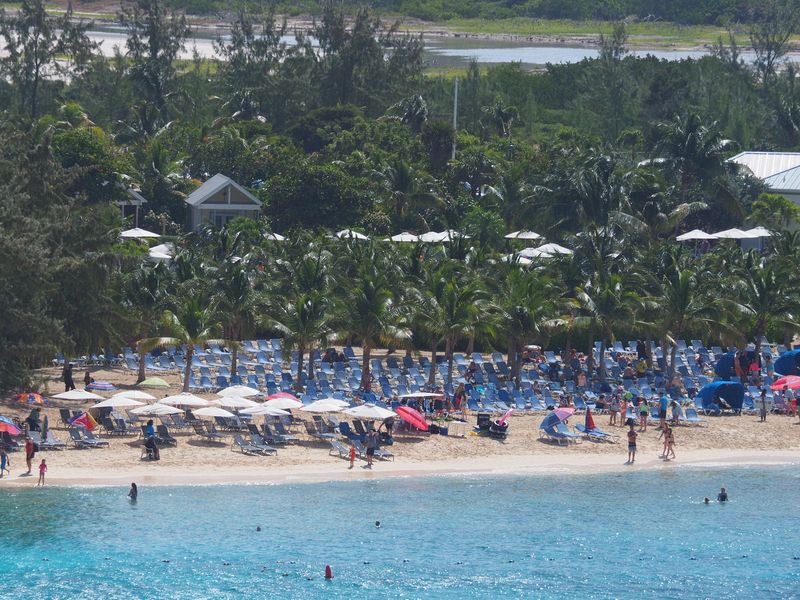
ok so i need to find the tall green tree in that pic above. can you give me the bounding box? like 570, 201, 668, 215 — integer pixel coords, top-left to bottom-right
119, 0, 190, 136
0, 0, 95, 118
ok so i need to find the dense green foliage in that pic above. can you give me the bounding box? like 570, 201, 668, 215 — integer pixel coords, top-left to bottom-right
0, 0, 799, 393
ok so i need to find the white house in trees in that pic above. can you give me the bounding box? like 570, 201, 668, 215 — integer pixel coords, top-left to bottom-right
729, 152, 800, 206
184, 173, 262, 231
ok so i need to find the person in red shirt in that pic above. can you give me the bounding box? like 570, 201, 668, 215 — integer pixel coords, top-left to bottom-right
24, 436, 35, 475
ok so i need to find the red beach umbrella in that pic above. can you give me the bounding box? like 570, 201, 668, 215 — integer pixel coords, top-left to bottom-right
0, 418, 22, 436
771, 375, 800, 391
585, 407, 596, 431
395, 406, 429, 431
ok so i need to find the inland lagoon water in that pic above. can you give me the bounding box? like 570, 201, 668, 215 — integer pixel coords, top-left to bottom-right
1, 466, 799, 599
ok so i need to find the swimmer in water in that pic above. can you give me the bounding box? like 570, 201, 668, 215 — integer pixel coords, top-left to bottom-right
703, 497, 710, 504
717, 487, 728, 502
128, 482, 138, 502
375, 521, 381, 528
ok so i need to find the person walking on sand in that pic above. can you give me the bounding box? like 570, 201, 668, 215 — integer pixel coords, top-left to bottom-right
658, 424, 670, 458
759, 390, 767, 422
348, 445, 356, 469
626, 424, 637, 464
62, 363, 75, 392
24, 436, 35, 475
638, 397, 648, 432
37, 459, 47, 486
609, 394, 620, 426
364, 429, 379, 469
0, 448, 9, 478
665, 426, 676, 460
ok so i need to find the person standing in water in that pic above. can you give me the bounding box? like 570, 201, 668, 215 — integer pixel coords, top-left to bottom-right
128, 483, 138, 502
0, 448, 9, 478
717, 487, 728, 502
626, 424, 637, 464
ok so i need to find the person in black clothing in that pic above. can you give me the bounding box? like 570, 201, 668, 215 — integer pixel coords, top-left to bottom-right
63, 363, 76, 392
717, 487, 728, 502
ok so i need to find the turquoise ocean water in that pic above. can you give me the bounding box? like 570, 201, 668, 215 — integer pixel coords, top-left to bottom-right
1, 466, 799, 599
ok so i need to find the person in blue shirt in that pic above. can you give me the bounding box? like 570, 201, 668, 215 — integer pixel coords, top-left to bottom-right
145, 419, 156, 438
659, 394, 669, 430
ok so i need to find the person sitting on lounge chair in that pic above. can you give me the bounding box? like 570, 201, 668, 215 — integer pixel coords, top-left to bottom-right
143, 436, 160, 460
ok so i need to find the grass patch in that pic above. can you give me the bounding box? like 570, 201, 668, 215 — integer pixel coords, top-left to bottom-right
404, 18, 800, 48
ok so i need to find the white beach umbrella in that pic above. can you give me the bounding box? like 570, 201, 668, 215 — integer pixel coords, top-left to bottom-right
344, 403, 396, 420
159, 393, 209, 407
500, 253, 533, 265
52, 389, 104, 401
240, 405, 291, 416
130, 403, 184, 416
112, 390, 157, 401
300, 400, 346, 413
676, 229, 715, 241
313, 397, 350, 408
742, 226, 772, 238
211, 396, 260, 409
504, 230, 542, 240
336, 229, 369, 240
441, 229, 471, 240
534, 243, 573, 255
265, 397, 304, 410
264, 232, 286, 241
149, 243, 174, 256
385, 232, 420, 243
418, 231, 448, 243
92, 396, 145, 409
712, 228, 759, 239
193, 406, 236, 418
400, 391, 444, 398
120, 227, 160, 239
217, 385, 260, 398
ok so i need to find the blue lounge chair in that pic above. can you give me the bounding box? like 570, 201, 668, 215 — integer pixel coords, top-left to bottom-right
681, 407, 708, 426
575, 423, 618, 442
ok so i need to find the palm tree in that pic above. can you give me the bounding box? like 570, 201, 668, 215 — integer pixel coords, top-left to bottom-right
138, 295, 223, 392
646, 255, 725, 379
481, 96, 519, 138
575, 273, 643, 380
265, 291, 331, 390
731, 252, 800, 343
124, 263, 170, 384
378, 159, 442, 229
414, 263, 486, 387
214, 264, 259, 378
650, 113, 734, 209
494, 267, 557, 385
336, 264, 409, 391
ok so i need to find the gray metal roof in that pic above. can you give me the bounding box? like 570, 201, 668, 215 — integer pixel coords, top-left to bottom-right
764, 165, 800, 192
729, 152, 800, 179
184, 173, 260, 207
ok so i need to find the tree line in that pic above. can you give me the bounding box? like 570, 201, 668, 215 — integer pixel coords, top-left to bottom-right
0, 0, 798, 392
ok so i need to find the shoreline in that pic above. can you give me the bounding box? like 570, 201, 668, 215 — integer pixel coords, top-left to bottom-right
2, 448, 795, 489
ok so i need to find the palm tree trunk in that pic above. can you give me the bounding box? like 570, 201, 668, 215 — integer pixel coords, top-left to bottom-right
509, 337, 522, 384
308, 349, 315, 382
446, 337, 454, 388
230, 347, 238, 381
182, 346, 193, 393
587, 326, 595, 379
428, 337, 438, 386
137, 339, 147, 384
466, 330, 475, 355
360, 345, 372, 391
296, 346, 305, 392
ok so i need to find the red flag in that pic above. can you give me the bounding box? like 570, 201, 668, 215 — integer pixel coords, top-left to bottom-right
71, 411, 97, 431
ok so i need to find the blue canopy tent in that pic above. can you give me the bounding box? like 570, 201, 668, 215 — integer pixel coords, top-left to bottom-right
698, 381, 744, 413
714, 352, 736, 379
774, 350, 800, 376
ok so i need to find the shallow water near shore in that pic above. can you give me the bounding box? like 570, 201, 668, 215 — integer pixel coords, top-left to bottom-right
2, 466, 799, 599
